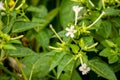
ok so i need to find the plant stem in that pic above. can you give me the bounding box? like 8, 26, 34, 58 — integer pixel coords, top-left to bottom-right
49, 24, 64, 43
15, 0, 25, 10
87, 11, 105, 29
102, 0, 105, 9
89, 0, 95, 7
0, 65, 20, 79
15, 58, 28, 80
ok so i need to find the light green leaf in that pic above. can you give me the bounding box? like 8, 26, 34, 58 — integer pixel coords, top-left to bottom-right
108, 55, 119, 64
3, 44, 16, 50
101, 39, 116, 48
100, 48, 119, 63
70, 44, 79, 54
99, 48, 111, 57
89, 58, 117, 80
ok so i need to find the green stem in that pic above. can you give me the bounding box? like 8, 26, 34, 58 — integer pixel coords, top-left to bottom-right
89, 0, 95, 7
87, 11, 105, 29
29, 65, 35, 80
10, 0, 19, 11
102, 0, 105, 9
15, 58, 28, 80
0, 65, 20, 79
10, 35, 24, 40
80, 56, 83, 65
15, 0, 25, 10
50, 24, 64, 43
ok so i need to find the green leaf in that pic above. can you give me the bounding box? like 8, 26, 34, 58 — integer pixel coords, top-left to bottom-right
97, 20, 112, 38
3, 44, 16, 50
108, 54, 119, 64
22, 52, 53, 77
35, 29, 52, 47
59, 60, 75, 80
12, 21, 41, 33
70, 44, 79, 54
60, 0, 79, 28
101, 39, 116, 48
6, 47, 35, 57
104, 8, 120, 16
57, 54, 74, 78
99, 48, 112, 57
71, 70, 82, 80
89, 58, 117, 80
100, 48, 119, 63
49, 51, 67, 71
39, 7, 59, 30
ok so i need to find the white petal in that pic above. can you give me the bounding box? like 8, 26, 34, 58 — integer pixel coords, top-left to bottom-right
73, 30, 77, 33
70, 25, 75, 30
65, 32, 70, 37
70, 33, 74, 38
65, 27, 70, 31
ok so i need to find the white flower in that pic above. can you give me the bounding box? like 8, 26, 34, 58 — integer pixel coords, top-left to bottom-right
0, 1, 5, 10
72, 6, 83, 25
79, 63, 90, 75
65, 25, 77, 38
73, 6, 83, 13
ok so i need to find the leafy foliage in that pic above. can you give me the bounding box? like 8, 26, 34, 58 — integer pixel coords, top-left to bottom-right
0, 0, 120, 80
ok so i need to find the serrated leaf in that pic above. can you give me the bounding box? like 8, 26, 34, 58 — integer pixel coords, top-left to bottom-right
49, 51, 67, 71
6, 47, 36, 57
89, 58, 117, 80
57, 54, 74, 78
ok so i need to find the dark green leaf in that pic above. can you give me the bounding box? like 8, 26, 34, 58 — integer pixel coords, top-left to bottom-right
89, 58, 117, 80
97, 20, 111, 38
22, 53, 53, 77
57, 54, 74, 78
49, 51, 67, 71
60, 0, 79, 28
104, 8, 120, 16
6, 47, 36, 57
12, 21, 41, 33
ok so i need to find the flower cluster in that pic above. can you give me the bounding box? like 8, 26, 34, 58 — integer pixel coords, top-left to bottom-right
79, 63, 90, 75
65, 6, 83, 38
